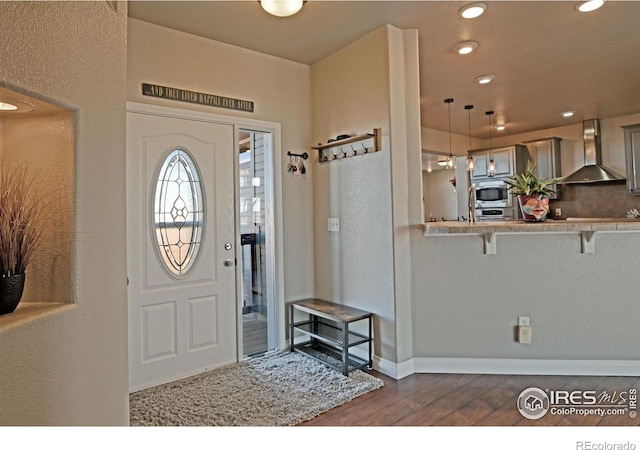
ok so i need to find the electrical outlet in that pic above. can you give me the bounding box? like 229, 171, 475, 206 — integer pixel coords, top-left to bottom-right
518, 316, 530, 326
555, 208, 562, 217
328, 218, 340, 232
518, 326, 533, 344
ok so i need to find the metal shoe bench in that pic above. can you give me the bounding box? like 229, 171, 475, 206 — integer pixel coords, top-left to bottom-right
289, 298, 373, 376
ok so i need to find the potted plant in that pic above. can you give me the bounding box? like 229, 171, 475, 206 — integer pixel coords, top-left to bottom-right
505, 164, 561, 222
0, 160, 48, 315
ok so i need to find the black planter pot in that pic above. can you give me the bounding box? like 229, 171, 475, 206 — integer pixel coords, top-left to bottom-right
0, 273, 26, 315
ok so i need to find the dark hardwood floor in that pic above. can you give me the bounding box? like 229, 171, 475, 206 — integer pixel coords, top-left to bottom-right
300, 371, 640, 426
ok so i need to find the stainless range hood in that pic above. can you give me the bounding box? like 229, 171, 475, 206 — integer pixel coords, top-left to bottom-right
559, 119, 625, 184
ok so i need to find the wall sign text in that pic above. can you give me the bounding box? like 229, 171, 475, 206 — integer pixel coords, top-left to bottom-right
142, 83, 254, 113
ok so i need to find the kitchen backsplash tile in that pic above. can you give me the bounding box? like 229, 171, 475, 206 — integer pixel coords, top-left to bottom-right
550, 182, 640, 219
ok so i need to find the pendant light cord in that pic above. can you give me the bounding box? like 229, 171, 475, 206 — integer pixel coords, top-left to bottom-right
486, 110, 495, 177
466, 105, 473, 149
465, 105, 474, 171
486, 110, 494, 147
444, 98, 454, 168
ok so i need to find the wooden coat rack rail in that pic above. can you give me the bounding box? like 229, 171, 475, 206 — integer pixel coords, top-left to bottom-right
312, 128, 381, 163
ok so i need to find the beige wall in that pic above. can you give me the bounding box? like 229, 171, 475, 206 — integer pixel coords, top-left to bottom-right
3, 113, 75, 304
312, 26, 395, 361
424, 170, 459, 220
127, 18, 315, 312
0, 1, 129, 424
311, 25, 421, 366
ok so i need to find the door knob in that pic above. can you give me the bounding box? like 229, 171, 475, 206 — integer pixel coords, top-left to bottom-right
224, 259, 234, 267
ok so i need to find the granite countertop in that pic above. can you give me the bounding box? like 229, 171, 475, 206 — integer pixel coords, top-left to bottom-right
424, 218, 640, 235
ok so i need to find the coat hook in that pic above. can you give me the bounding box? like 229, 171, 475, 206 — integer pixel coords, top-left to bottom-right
287, 151, 309, 160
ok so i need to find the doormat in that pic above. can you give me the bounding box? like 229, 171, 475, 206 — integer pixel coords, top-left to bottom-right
129, 351, 384, 426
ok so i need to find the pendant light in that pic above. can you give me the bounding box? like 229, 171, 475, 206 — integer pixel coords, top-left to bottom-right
486, 110, 496, 177
465, 105, 475, 171
260, 0, 304, 17
444, 98, 455, 169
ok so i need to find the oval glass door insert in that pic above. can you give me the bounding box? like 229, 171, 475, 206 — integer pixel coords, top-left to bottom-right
152, 148, 205, 277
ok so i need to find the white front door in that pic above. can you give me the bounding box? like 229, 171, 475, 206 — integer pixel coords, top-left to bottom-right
127, 110, 237, 392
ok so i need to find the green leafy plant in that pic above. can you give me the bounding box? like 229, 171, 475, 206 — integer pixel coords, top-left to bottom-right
504, 164, 562, 197
0, 160, 50, 277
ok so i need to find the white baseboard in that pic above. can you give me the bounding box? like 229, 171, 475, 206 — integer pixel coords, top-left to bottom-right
368, 357, 640, 380
413, 357, 640, 377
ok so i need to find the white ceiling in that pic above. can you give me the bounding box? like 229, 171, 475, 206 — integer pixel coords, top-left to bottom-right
128, 0, 640, 139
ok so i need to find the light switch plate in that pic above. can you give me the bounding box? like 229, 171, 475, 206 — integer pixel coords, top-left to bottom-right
518, 316, 530, 326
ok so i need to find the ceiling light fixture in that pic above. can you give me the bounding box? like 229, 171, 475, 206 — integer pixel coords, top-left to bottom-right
0, 101, 18, 111
562, 111, 575, 118
576, 0, 605, 12
0, 97, 35, 113
454, 41, 478, 55
260, 0, 304, 17
459, 2, 487, 19
445, 98, 455, 169
496, 124, 506, 131
486, 110, 496, 177
475, 74, 495, 85
465, 105, 475, 171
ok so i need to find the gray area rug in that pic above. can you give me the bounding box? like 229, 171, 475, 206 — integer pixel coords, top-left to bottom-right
129, 351, 384, 426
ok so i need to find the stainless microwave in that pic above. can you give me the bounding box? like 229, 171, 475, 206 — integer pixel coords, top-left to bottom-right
475, 179, 513, 208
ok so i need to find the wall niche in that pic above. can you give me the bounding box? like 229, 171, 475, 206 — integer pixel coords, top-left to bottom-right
0, 86, 75, 307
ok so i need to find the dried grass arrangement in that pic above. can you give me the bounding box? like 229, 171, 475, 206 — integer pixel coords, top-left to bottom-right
0, 160, 50, 277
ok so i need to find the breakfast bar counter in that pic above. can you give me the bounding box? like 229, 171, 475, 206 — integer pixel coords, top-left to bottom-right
424, 219, 640, 254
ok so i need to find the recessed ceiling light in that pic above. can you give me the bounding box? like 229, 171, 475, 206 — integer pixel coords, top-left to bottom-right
576, 0, 605, 12
475, 74, 495, 85
495, 125, 506, 131
562, 111, 575, 117
0, 101, 18, 111
0, 97, 34, 113
459, 2, 487, 19
454, 41, 478, 55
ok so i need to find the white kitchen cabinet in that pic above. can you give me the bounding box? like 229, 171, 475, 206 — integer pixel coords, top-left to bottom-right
469, 145, 528, 179
525, 137, 562, 199
623, 124, 640, 195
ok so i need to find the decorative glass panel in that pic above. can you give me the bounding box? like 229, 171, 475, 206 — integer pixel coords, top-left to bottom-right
152, 148, 205, 277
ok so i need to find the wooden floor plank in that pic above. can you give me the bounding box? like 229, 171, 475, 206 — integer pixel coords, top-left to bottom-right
395, 373, 506, 425
360, 373, 481, 426
436, 374, 545, 426
300, 371, 640, 427
516, 376, 610, 426
476, 375, 568, 426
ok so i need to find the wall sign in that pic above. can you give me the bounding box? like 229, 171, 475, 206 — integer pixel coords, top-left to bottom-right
142, 83, 254, 113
